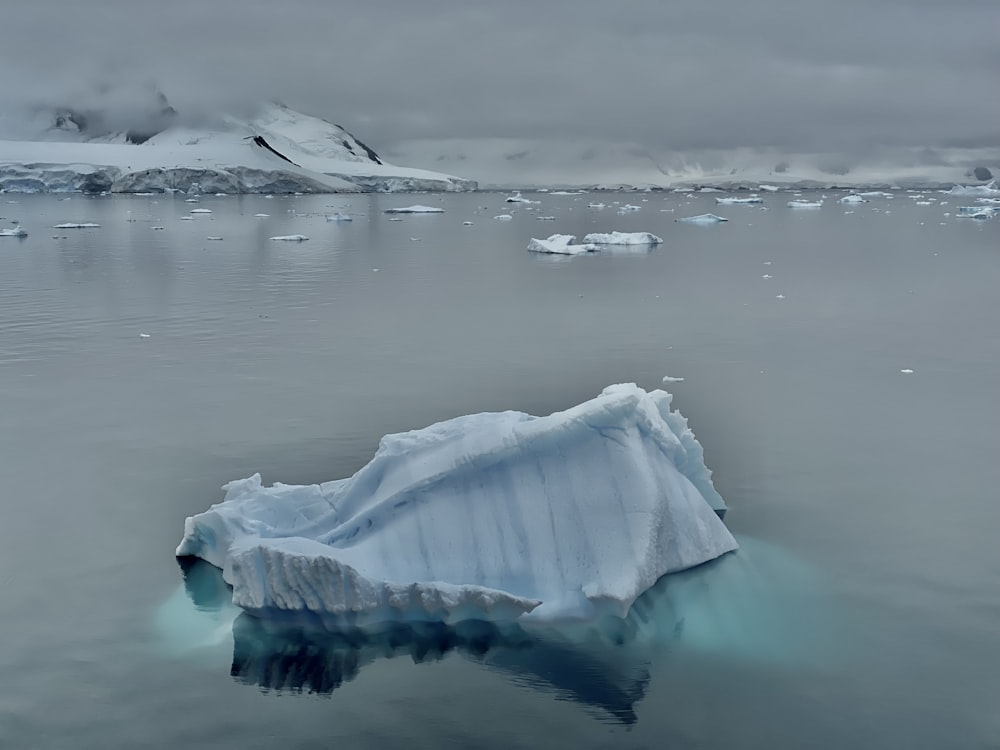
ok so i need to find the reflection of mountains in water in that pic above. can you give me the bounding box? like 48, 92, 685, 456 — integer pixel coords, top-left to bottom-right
230, 615, 650, 726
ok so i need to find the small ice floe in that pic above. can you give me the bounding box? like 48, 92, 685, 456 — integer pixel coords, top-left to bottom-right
409, 237, 421, 242
915, 201, 933, 206
787, 200, 822, 209
494, 214, 513, 221
582, 231, 663, 245
957, 206, 996, 219
762, 274, 773, 279
189, 208, 212, 214
976, 197, 1000, 205
527, 234, 597, 255
139, 333, 151, 339
325, 213, 352, 222
52, 222, 100, 228
588, 202, 606, 209
715, 196, 762, 205
859, 191, 894, 198
151, 227, 165, 230
759, 184, 780, 192
550, 190, 584, 195
269, 235, 309, 241
618, 204, 641, 212
661, 375, 685, 384
900, 368, 914, 374
388, 218, 403, 222
384, 205, 444, 214
535, 216, 556, 221
698, 187, 724, 193
776, 294, 786, 300
253, 213, 270, 218
179, 216, 194, 221
184, 198, 199, 203
206, 236, 224, 241
505, 192, 539, 204
463, 221, 474, 226
0, 226, 28, 237
839, 194, 868, 204
676, 213, 728, 224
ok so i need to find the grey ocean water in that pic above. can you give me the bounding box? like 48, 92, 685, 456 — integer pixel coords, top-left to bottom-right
1, 191, 998, 749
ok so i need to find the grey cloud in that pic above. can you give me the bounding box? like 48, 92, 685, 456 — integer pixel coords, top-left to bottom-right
2, 0, 997, 154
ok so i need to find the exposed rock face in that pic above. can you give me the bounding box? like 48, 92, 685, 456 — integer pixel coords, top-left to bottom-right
973, 166, 993, 181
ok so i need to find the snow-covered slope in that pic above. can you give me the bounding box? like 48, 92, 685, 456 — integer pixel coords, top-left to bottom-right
0, 103, 475, 194
176, 384, 736, 629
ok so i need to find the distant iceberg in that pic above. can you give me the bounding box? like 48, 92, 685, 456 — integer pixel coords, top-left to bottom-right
527, 234, 597, 255
839, 194, 868, 204
787, 200, 823, 209
714, 196, 762, 205
676, 213, 728, 224
176, 384, 736, 628
945, 182, 1000, 197
384, 205, 444, 214
0, 226, 28, 237
583, 231, 663, 245
269, 234, 309, 241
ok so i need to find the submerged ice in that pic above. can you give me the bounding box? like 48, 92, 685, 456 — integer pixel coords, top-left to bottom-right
176, 384, 736, 628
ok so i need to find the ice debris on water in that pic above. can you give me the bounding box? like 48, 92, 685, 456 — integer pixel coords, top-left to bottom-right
839, 194, 868, 204
0, 227, 28, 237
506, 192, 539, 204
661, 375, 685, 383
715, 196, 762, 205
52, 222, 100, 228
900, 369, 914, 374
175, 383, 736, 627
189, 208, 212, 214
494, 214, 513, 221
787, 200, 823, 209
269, 235, 309, 241
325, 213, 352, 222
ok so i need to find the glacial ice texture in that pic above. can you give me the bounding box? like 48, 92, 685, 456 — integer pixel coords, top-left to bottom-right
176, 384, 736, 628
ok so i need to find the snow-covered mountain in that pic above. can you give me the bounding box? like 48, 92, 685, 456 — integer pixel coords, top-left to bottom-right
0, 101, 476, 194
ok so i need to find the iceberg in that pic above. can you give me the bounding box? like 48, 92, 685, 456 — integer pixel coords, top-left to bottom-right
839, 194, 868, 204
269, 234, 309, 241
0, 226, 28, 237
787, 200, 823, 209
176, 384, 737, 629
676, 213, 728, 224
714, 196, 762, 205
583, 231, 662, 245
325, 213, 352, 222
527, 234, 597, 255
505, 192, 539, 204
945, 182, 1000, 197
383, 205, 444, 214
52, 222, 100, 228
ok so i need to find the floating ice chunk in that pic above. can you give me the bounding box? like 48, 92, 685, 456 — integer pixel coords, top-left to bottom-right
463, 221, 474, 226
527, 234, 597, 255
915, 201, 933, 206
176, 384, 736, 628
976, 197, 1000, 205
762, 274, 773, 279
325, 213, 353, 222
758, 184, 780, 192
676, 213, 728, 224
697, 187, 724, 193
900, 369, 914, 374
775, 294, 786, 300
189, 208, 213, 214
957, 206, 996, 219
0, 226, 28, 237
535, 216, 556, 221
787, 200, 822, 209
839, 194, 868, 204
618, 204, 641, 212
253, 213, 270, 217
588, 202, 606, 209
858, 191, 893, 198
206, 236, 224, 241
945, 182, 1000, 197
269, 234, 309, 241
506, 192, 539, 204
494, 214, 513, 221
52, 222, 100, 228
715, 196, 762, 205
550, 190, 584, 195
661, 375, 685, 383
384, 205, 444, 214
139, 333, 151, 339
582, 232, 663, 245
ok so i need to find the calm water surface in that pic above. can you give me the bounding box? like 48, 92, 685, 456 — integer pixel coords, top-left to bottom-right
1, 190, 998, 749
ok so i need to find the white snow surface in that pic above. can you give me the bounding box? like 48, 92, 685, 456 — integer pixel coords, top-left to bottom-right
0, 103, 475, 194
176, 384, 736, 627
583, 231, 663, 245
527, 234, 597, 255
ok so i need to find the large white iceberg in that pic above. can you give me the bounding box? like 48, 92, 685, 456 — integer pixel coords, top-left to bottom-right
176, 384, 736, 629
583, 231, 663, 245
945, 182, 1000, 197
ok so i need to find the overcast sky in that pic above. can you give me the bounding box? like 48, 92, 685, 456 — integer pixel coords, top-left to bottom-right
2, 0, 998, 152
